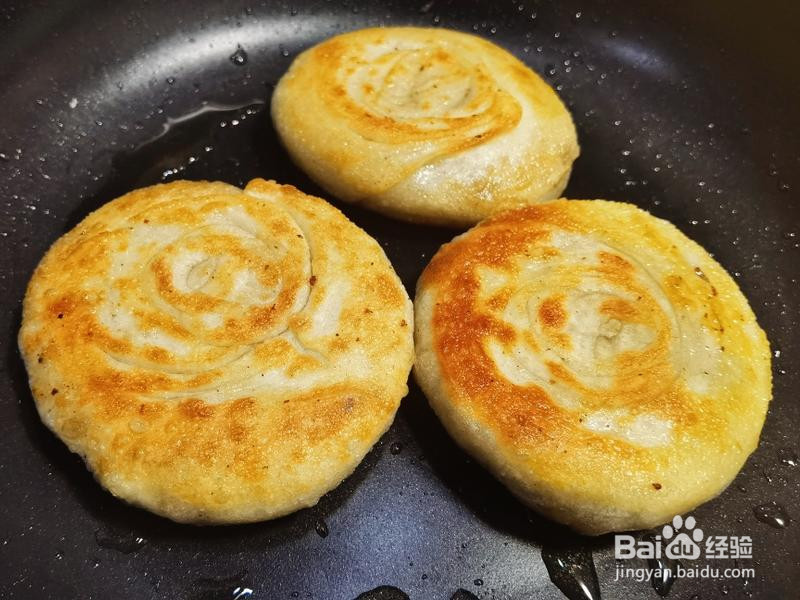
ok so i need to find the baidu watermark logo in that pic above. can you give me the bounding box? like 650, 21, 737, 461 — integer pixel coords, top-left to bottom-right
616, 515, 706, 560
614, 515, 755, 583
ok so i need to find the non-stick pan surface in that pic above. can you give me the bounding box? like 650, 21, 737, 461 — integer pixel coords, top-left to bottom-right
1, 1, 798, 599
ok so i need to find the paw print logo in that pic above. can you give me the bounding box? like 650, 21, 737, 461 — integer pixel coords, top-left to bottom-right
662, 515, 704, 560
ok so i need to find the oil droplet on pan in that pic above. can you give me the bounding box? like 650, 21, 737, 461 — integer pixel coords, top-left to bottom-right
778, 447, 798, 467
644, 534, 679, 597
314, 519, 329, 538
229, 44, 248, 66
753, 502, 790, 528
231, 587, 253, 600
94, 527, 147, 554
541, 546, 601, 600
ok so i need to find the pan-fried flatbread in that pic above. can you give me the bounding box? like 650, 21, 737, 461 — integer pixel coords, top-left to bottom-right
19, 179, 414, 524
414, 200, 771, 534
271, 27, 579, 226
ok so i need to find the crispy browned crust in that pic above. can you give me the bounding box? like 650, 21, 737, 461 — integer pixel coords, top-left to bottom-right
271, 27, 579, 226
19, 179, 414, 523
414, 200, 771, 534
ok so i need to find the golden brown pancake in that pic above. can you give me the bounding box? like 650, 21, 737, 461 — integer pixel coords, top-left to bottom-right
271, 27, 579, 226
19, 179, 414, 524
414, 200, 771, 534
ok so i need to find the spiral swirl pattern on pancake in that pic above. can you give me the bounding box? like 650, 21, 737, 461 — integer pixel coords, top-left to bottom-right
414, 200, 771, 534
271, 27, 579, 226
19, 179, 413, 523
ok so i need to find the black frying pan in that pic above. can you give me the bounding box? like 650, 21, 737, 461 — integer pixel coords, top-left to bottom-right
1, 1, 798, 599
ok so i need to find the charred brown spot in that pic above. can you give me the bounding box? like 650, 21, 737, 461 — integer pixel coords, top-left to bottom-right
137, 402, 163, 417
227, 424, 248, 442
665, 274, 683, 288
538, 296, 566, 329
137, 310, 192, 341
227, 397, 257, 417
179, 398, 215, 419
600, 297, 637, 320
652, 482, 662, 490
51, 388, 58, 395
598, 251, 633, 271
49, 295, 76, 321
143, 346, 170, 363
309, 275, 317, 286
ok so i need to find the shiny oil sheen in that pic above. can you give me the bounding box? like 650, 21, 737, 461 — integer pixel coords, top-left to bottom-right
0, 1, 798, 599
